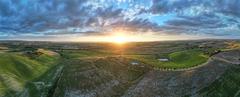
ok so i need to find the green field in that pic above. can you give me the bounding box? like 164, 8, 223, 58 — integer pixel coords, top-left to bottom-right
0, 49, 60, 97
60, 48, 209, 69
127, 49, 209, 69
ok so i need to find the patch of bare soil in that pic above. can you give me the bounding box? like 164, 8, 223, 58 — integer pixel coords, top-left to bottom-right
0, 46, 8, 53
37, 48, 59, 56
0, 46, 8, 50
213, 49, 240, 65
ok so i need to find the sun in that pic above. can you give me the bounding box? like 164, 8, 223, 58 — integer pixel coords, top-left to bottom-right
114, 36, 126, 44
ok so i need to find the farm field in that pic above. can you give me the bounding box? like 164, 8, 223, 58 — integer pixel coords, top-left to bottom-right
126, 49, 209, 69
52, 57, 150, 97
0, 40, 239, 97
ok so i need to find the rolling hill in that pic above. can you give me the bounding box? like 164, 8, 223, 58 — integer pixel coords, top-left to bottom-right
0, 49, 60, 97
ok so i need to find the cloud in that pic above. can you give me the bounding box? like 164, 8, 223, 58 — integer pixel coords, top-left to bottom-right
148, 0, 240, 36
0, 0, 240, 39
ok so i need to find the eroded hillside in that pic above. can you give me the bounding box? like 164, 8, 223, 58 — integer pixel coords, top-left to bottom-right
52, 57, 150, 97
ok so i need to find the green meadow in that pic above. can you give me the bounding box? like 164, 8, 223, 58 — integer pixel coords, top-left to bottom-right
0, 49, 60, 97
127, 49, 209, 69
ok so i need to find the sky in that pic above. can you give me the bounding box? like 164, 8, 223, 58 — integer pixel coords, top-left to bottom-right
0, 0, 240, 41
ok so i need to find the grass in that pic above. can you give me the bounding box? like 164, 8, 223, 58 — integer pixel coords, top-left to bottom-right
52, 57, 150, 97
199, 66, 240, 97
0, 82, 6, 97
95, 57, 149, 81
127, 49, 209, 69
60, 50, 112, 59
0, 49, 112, 97
17, 62, 64, 97
0, 41, 233, 97
0, 49, 60, 97
60, 46, 210, 70
0, 54, 39, 86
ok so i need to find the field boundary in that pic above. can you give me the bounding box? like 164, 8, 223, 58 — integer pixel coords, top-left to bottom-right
155, 58, 213, 71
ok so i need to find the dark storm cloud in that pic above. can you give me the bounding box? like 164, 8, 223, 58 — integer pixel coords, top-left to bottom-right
0, 0, 240, 38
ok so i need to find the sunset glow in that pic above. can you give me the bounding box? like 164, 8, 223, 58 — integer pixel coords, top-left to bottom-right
113, 36, 127, 44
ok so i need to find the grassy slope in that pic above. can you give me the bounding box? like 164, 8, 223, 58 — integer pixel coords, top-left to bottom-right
18, 62, 64, 97
167, 50, 208, 68
0, 50, 60, 97
199, 66, 240, 97
127, 49, 208, 69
